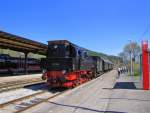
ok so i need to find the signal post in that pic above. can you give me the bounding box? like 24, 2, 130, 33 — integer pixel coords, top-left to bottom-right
142, 40, 149, 90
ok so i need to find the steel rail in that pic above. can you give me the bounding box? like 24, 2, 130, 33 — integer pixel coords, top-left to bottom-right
0, 91, 46, 108
15, 90, 68, 113
0, 79, 45, 92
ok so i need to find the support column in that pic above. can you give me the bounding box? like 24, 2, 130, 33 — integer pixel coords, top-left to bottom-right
142, 40, 149, 90
24, 51, 29, 75
140, 54, 142, 77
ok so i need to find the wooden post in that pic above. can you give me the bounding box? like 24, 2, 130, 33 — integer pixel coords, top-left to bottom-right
24, 51, 29, 75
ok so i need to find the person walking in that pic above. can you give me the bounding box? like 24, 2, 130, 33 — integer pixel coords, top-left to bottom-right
117, 67, 120, 78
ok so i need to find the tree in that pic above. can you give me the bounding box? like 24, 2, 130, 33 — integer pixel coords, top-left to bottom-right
119, 52, 127, 64
119, 42, 141, 76
119, 42, 141, 63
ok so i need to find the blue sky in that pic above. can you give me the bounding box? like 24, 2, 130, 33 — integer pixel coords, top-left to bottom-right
0, 0, 150, 55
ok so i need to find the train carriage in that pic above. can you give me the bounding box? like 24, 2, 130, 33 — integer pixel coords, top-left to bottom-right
0, 54, 41, 75
90, 56, 103, 76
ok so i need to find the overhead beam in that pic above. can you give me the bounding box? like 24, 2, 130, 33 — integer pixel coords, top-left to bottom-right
0, 31, 47, 48
0, 31, 47, 55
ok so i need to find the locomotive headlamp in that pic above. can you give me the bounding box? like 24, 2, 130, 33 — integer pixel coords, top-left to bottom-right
62, 70, 66, 74
54, 45, 58, 49
42, 69, 46, 73
42, 72, 47, 80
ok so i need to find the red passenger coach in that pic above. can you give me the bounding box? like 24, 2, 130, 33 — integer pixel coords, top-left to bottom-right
0, 54, 41, 75
42, 40, 113, 88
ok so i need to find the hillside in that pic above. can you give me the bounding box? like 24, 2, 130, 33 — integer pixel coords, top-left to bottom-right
87, 50, 122, 64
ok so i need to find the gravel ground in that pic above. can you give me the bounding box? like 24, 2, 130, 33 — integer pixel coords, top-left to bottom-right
0, 83, 46, 104
0, 74, 42, 83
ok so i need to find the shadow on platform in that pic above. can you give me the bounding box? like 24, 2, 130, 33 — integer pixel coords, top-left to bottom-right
103, 82, 142, 90
24, 83, 67, 93
99, 97, 150, 102
113, 82, 136, 89
49, 101, 126, 113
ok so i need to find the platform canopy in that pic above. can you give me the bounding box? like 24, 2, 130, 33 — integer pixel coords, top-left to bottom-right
0, 31, 47, 55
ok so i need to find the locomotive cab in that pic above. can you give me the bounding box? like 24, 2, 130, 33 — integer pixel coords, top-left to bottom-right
42, 40, 80, 87
47, 40, 77, 71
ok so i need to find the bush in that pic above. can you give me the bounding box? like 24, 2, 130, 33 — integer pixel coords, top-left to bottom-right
134, 71, 139, 76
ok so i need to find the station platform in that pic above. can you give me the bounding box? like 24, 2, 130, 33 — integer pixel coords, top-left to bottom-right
0, 73, 42, 83
24, 70, 150, 113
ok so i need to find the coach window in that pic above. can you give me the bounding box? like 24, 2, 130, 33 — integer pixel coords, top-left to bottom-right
70, 46, 76, 57
78, 50, 82, 57
84, 51, 88, 58
65, 45, 70, 57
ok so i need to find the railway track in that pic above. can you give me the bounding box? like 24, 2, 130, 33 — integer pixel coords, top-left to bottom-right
0, 78, 45, 92
0, 88, 68, 113
0, 75, 101, 113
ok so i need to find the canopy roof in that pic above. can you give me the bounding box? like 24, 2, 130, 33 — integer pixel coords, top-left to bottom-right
0, 31, 47, 55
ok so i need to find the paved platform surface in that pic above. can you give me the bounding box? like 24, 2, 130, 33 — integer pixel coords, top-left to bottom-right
0, 74, 42, 83
22, 70, 150, 113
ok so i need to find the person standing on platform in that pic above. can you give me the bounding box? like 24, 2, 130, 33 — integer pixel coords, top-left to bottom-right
117, 67, 121, 78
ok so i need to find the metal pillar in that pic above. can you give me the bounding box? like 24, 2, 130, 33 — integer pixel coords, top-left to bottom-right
129, 40, 133, 76
142, 40, 149, 90
24, 52, 29, 75
140, 54, 142, 77
130, 51, 133, 76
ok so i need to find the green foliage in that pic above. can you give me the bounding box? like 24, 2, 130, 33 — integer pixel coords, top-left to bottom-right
127, 63, 140, 76
134, 71, 139, 76
134, 63, 140, 76
87, 50, 121, 64
119, 42, 141, 63
87, 50, 108, 59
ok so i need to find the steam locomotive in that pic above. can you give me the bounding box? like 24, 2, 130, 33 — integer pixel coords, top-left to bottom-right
0, 54, 41, 75
42, 40, 113, 88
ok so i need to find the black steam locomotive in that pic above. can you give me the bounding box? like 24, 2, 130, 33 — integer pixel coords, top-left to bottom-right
42, 40, 113, 88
